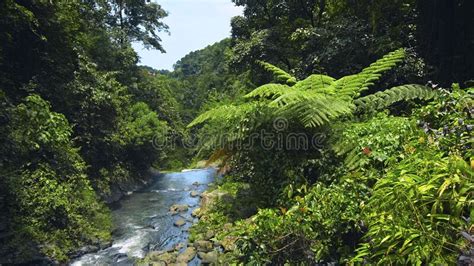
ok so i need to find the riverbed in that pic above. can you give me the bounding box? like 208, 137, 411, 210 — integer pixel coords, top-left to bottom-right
71, 168, 217, 265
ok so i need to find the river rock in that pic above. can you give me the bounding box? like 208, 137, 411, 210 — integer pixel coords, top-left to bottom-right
143, 224, 157, 230
113, 253, 128, 263
198, 250, 218, 264
148, 250, 166, 257
191, 207, 202, 218
193, 240, 213, 251
149, 262, 167, 266
169, 204, 189, 214
174, 218, 186, 227
99, 240, 113, 249
190, 190, 200, 197
200, 190, 232, 212
80, 245, 99, 254
176, 247, 196, 263
149, 250, 176, 264
192, 181, 200, 186
73, 245, 99, 257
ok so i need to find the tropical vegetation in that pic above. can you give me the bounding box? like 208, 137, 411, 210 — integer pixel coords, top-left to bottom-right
0, 0, 472, 264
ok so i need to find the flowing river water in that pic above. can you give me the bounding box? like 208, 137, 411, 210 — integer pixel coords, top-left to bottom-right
71, 168, 217, 265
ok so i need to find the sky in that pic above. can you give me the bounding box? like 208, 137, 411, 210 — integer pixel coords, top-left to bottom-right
132, 0, 243, 71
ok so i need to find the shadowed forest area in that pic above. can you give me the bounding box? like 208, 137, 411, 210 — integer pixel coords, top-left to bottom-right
0, 0, 473, 264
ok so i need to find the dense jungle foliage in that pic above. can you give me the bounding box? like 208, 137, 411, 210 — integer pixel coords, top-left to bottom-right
0, 0, 472, 264
186, 0, 473, 264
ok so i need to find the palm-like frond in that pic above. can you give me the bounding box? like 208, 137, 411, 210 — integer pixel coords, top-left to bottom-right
259, 49, 406, 127
334, 48, 406, 98
258, 60, 297, 86
294, 74, 336, 92
354, 84, 437, 112
190, 102, 272, 155
244, 83, 292, 100
292, 97, 354, 127
188, 102, 259, 128
271, 90, 354, 127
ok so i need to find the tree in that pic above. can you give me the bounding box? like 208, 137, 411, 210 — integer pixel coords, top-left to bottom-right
230, 0, 418, 81
99, 0, 169, 51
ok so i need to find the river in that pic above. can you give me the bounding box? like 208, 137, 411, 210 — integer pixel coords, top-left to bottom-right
71, 168, 217, 265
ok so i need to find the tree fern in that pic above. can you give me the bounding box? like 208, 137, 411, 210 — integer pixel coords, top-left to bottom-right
354, 84, 437, 112
190, 48, 434, 140
258, 60, 297, 86
263, 48, 408, 127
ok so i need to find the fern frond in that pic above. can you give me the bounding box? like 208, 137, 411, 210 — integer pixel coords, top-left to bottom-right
244, 83, 292, 100
272, 90, 354, 127
354, 84, 436, 112
258, 60, 297, 86
293, 74, 336, 94
188, 102, 259, 128
190, 102, 271, 154
334, 49, 406, 98
188, 104, 235, 128
296, 98, 353, 127
271, 89, 322, 107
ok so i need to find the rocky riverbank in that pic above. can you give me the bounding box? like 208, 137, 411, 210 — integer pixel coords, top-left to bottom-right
138, 182, 219, 265
139, 178, 257, 265
72, 168, 217, 265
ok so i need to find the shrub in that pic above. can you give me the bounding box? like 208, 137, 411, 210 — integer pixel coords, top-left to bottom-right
354, 148, 473, 264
